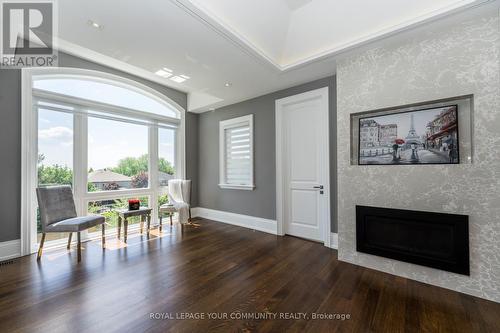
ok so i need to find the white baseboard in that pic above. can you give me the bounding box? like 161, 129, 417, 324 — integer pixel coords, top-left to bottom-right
192, 207, 277, 235
0, 239, 21, 261
330, 233, 338, 250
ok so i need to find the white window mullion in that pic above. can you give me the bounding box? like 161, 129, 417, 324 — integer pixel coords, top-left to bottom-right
26, 105, 38, 254
74, 112, 89, 239
73, 112, 86, 214
176, 112, 185, 179
149, 124, 159, 226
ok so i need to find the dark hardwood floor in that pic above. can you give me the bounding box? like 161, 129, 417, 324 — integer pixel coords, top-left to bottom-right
1, 219, 499, 333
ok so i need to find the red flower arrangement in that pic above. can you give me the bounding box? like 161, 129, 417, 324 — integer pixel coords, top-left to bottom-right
128, 199, 140, 211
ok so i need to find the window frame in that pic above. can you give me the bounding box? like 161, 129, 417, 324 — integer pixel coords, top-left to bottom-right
21, 67, 186, 254
219, 114, 255, 191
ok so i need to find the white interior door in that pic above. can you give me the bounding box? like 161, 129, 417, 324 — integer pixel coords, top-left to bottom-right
276, 87, 330, 243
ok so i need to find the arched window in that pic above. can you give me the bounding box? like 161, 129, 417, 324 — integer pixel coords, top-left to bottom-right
21, 68, 185, 252
33, 76, 180, 118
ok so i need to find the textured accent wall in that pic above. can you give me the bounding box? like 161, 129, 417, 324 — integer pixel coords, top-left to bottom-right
337, 4, 500, 302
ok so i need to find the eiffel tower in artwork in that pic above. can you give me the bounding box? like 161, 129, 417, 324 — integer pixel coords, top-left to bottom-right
405, 113, 421, 145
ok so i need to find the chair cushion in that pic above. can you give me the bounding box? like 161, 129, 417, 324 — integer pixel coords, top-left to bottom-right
46, 215, 105, 232
159, 204, 177, 213
37, 186, 77, 229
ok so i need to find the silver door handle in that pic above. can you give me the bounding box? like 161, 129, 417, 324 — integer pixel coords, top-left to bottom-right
313, 185, 324, 189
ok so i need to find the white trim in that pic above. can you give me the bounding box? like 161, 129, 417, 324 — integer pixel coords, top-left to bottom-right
74, 111, 87, 218
21, 70, 37, 255
149, 124, 160, 224
191, 208, 338, 248
177, 105, 187, 180
171, 0, 281, 71
173, 0, 490, 71
0, 240, 21, 261
192, 207, 277, 235
218, 184, 255, 190
21, 67, 186, 253
275, 87, 331, 247
219, 114, 255, 190
330, 233, 338, 250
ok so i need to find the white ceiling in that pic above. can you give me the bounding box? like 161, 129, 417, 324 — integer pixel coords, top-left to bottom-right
188, 0, 488, 68
56, 0, 489, 113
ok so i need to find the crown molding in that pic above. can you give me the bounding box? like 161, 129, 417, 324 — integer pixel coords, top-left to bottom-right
280, 0, 494, 71
170, 0, 283, 71
171, 0, 493, 72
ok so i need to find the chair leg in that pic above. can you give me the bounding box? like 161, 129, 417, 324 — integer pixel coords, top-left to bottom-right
102, 223, 106, 249
185, 208, 200, 228
77, 232, 82, 263
159, 216, 163, 232
67, 233, 72, 250
37, 233, 46, 260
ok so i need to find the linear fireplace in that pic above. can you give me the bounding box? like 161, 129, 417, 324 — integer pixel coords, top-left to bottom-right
356, 205, 469, 275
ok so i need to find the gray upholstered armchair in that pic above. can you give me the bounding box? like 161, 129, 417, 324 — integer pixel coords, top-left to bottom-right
36, 185, 105, 262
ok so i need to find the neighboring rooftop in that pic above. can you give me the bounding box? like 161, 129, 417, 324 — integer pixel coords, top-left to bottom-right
88, 169, 132, 183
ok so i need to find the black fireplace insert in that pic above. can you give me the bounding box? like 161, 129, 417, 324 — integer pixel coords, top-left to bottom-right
356, 205, 469, 275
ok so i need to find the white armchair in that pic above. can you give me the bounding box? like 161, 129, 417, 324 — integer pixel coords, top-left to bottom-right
159, 179, 194, 228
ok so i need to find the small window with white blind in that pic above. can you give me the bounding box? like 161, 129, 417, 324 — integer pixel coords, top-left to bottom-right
219, 114, 255, 190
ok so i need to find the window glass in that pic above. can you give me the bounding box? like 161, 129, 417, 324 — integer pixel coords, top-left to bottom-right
87, 197, 149, 234
158, 127, 176, 186
87, 117, 149, 192
34, 78, 178, 118
37, 109, 73, 242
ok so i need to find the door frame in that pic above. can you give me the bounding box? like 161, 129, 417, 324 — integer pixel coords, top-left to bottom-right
275, 87, 331, 247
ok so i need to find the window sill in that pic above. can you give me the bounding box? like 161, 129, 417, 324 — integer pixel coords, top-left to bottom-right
218, 184, 255, 191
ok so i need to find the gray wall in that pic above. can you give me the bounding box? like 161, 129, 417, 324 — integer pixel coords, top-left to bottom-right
0, 53, 196, 242
0, 70, 22, 242
198, 76, 338, 232
337, 3, 500, 302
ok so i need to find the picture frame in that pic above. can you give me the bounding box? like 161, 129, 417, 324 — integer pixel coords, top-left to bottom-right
357, 105, 459, 165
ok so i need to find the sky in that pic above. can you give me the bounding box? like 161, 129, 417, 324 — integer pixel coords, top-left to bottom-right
38, 109, 175, 171
362, 106, 452, 139
34, 79, 177, 118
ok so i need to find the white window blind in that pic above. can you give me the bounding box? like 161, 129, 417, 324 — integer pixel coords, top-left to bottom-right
225, 125, 251, 185
219, 115, 254, 190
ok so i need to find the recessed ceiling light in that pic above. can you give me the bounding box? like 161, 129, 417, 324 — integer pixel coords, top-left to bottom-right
155, 69, 172, 78
224, 82, 232, 87
170, 76, 186, 83
209, 107, 215, 111
88, 20, 102, 29
180, 74, 190, 79
162, 67, 173, 73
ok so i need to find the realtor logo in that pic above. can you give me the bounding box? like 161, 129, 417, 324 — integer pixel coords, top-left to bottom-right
1, 0, 58, 68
